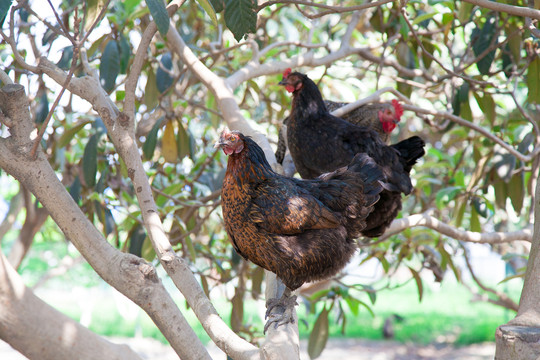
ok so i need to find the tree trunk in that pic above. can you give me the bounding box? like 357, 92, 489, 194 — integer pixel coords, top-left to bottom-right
495, 172, 540, 359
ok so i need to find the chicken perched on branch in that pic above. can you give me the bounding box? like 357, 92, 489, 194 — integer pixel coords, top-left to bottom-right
279, 69, 425, 237
216, 129, 384, 332
275, 99, 403, 165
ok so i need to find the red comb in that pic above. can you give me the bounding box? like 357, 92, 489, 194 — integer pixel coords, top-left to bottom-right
392, 99, 403, 119
283, 68, 292, 78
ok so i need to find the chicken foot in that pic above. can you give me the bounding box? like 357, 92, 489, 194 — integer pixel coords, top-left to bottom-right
264, 284, 298, 333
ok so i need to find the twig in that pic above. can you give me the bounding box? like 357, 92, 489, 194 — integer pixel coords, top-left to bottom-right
124, 1, 185, 124
259, 0, 393, 19
402, 103, 540, 163
400, 8, 492, 86
30, 1, 112, 159
30, 50, 79, 159
46, 0, 75, 43
461, 244, 520, 311
462, 0, 540, 21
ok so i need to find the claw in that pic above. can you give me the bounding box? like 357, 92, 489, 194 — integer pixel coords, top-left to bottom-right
264, 294, 298, 334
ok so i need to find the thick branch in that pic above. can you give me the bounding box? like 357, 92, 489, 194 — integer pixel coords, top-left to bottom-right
37, 37, 259, 360
166, 19, 297, 359
0, 251, 142, 360
0, 84, 210, 360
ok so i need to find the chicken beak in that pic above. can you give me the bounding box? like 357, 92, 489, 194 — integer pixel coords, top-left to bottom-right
214, 140, 224, 149
278, 79, 287, 86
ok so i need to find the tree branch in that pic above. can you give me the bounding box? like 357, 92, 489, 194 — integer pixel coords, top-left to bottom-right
402, 104, 540, 163
0, 83, 211, 360
258, 0, 393, 19
0, 251, 143, 360
462, 0, 540, 21
462, 245, 520, 312
380, 212, 532, 244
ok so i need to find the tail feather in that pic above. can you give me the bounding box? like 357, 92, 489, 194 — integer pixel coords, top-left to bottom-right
391, 136, 425, 172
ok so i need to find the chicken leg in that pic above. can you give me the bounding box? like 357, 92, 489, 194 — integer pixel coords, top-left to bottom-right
264, 281, 298, 333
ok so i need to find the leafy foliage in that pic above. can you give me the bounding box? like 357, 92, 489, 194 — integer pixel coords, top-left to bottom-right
0, 0, 537, 354
224, 0, 257, 41
145, 0, 170, 37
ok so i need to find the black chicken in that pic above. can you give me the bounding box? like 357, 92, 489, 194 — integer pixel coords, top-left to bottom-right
279, 69, 425, 237
216, 129, 384, 331
275, 99, 403, 165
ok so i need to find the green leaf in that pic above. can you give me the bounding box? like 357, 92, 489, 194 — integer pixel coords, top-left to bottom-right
144, 67, 159, 109
470, 205, 481, 232
42, 27, 58, 46
473, 92, 495, 124
35, 91, 49, 124
143, 117, 163, 160
156, 52, 174, 93
412, 11, 437, 26
0, 0, 12, 27
527, 56, 540, 105
185, 235, 197, 262
421, 38, 435, 69
345, 297, 360, 316
57, 46, 74, 70
471, 17, 496, 75
472, 197, 488, 218
195, 0, 218, 26
141, 234, 156, 261
498, 272, 525, 285
85, 0, 107, 31
95, 172, 107, 199
408, 266, 423, 302
435, 186, 462, 208
224, 0, 256, 41
58, 119, 92, 148
100, 40, 120, 93
508, 173, 525, 215
361, 284, 377, 305
69, 176, 81, 204
458, 82, 469, 103
494, 153, 516, 182
176, 121, 191, 159
118, 34, 131, 74
87, 34, 107, 58
124, 0, 142, 13
162, 120, 178, 163
210, 0, 224, 12
128, 224, 146, 257
308, 307, 329, 360
145, 0, 169, 37
83, 134, 98, 187
454, 198, 466, 227
493, 179, 508, 209
505, 23, 521, 64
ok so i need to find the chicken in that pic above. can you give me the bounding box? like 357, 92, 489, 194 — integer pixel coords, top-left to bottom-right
279, 69, 425, 237
275, 99, 403, 165
216, 129, 384, 331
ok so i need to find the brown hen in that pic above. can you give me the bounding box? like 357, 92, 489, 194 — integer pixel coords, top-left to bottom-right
217, 129, 384, 332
